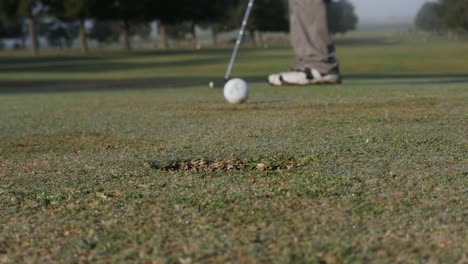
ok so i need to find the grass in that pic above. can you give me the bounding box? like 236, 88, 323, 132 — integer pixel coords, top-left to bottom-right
0, 39, 467, 263
1, 40, 468, 82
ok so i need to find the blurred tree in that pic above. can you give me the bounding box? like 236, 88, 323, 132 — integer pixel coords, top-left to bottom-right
439, 0, 468, 33
41, 19, 76, 48
178, 0, 209, 48
0, 0, 42, 55
93, 0, 148, 51
251, 0, 289, 46
415, 0, 468, 35
133, 22, 151, 41
180, 0, 241, 48
415, 2, 444, 33
45, 0, 97, 52
225, 0, 288, 46
88, 20, 120, 47
166, 22, 191, 40
0, 20, 23, 39
327, 0, 358, 35
207, 0, 243, 46
145, 2, 187, 49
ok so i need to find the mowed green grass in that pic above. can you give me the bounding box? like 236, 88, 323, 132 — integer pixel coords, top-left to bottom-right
1, 40, 468, 82
1, 40, 467, 263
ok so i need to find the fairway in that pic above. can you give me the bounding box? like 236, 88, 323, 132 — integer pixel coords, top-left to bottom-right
1, 41, 467, 263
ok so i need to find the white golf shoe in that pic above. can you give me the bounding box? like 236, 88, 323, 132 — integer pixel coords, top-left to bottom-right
268, 68, 342, 86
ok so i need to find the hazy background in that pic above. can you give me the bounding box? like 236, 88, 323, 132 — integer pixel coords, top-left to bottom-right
351, 0, 432, 25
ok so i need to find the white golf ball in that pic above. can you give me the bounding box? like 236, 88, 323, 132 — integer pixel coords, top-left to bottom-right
209, 81, 214, 88
223, 78, 249, 104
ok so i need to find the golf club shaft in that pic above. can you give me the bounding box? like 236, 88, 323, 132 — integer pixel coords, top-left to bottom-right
224, 0, 255, 82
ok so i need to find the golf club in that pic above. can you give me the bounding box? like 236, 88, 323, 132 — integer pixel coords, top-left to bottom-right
224, 0, 255, 83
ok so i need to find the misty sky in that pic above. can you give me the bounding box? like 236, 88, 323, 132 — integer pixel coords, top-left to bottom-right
350, 0, 432, 24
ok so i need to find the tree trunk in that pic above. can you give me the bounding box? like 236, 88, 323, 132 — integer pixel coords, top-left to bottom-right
191, 22, 197, 49
21, 32, 26, 49
212, 28, 219, 47
257, 31, 264, 47
122, 20, 131, 51
159, 22, 168, 50
79, 17, 88, 53
28, 14, 38, 55
249, 29, 257, 47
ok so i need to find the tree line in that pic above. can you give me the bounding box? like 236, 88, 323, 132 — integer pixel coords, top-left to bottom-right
415, 0, 468, 35
0, 0, 358, 55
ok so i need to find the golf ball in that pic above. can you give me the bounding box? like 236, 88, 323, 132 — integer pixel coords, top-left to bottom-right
209, 81, 214, 88
223, 78, 249, 104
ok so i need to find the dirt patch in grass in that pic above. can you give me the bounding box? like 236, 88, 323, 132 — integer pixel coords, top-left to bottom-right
149, 157, 302, 172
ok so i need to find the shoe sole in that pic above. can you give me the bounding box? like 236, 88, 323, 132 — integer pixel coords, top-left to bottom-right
268, 78, 342, 86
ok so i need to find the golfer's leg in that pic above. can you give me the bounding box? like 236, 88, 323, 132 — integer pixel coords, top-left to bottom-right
289, 0, 339, 74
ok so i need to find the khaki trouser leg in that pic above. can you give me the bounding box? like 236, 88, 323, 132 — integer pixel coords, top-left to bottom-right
289, 0, 339, 74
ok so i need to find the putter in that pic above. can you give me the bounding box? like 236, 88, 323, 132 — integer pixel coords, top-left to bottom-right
224, 0, 255, 83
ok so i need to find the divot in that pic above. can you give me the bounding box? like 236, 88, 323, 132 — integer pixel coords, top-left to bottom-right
148, 157, 300, 172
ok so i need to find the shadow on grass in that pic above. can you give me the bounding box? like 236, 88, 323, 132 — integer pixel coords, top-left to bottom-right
344, 73, 468, 85
0, 77, 212, 93
1, 73, 468, 94
0, 55, 100, 65
335, 37, 402, 46
0, 57, 226, 73
0, 48, 259, 73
